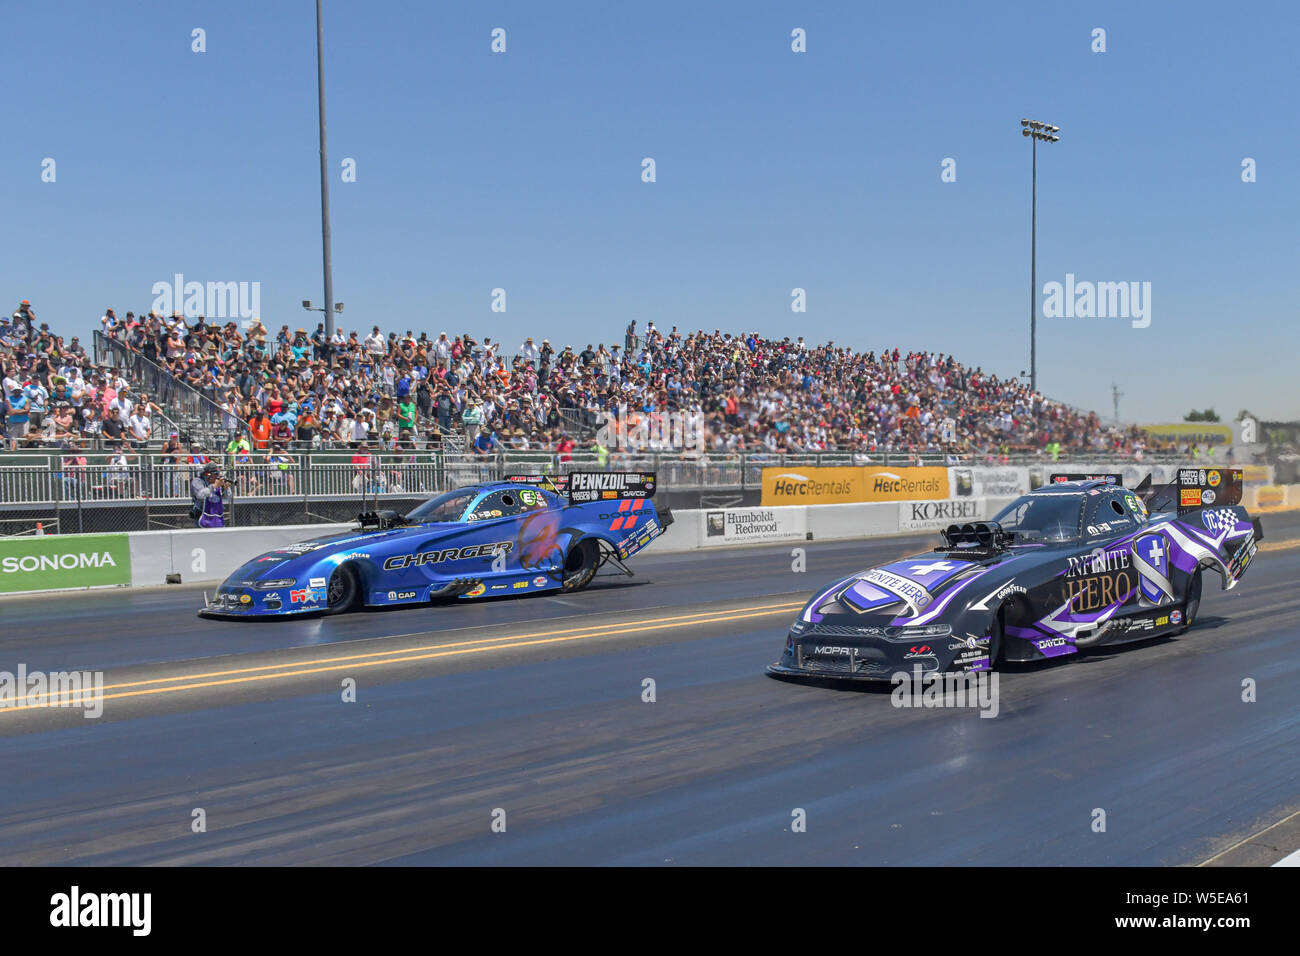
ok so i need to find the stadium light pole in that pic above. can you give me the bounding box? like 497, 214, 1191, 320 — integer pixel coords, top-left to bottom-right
315, 0, 336, 339
1021, 118, 1060, 396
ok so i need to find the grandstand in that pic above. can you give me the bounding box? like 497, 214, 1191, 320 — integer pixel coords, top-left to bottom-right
4, 299, 1168, 461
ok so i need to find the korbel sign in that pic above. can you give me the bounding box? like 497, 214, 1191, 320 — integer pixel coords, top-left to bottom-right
899, 499, 983, 532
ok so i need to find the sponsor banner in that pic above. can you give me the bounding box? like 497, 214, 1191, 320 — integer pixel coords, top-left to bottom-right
1028, 463, 1189, 492
0, 533, 132, 593
1253, 484, 1288, 512
1049, 472, 1124, 485
702, 507, 807, 546
952, 467, 1028, 498
1138, 423, 1234, 445
900, 499, 985, 532
1242, 464, 1272, 485
761, 466, 948, 506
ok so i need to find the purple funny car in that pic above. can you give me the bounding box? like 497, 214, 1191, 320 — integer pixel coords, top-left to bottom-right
768, 469, 1262, 682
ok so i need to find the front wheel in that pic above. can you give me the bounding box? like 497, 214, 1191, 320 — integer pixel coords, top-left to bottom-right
562, 538, 600, 593
1178, 567, 1203, 633
324, 565, 359, 614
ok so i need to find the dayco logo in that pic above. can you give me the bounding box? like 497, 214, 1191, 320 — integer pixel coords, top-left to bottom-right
1, 552, 117, 573
383, 542, 512, 571
769, 473, 854, 498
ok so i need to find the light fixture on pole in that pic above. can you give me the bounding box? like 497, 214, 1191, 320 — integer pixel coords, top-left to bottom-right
302, 301, 344, 314
1020, 117, 1060, 396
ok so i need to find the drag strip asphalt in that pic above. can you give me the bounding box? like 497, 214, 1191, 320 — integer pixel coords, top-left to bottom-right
1, 512, 1298, 865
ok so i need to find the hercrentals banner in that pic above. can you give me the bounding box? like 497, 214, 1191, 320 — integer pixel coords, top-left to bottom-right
0, 533, 132, 593
761, 466, 948, 506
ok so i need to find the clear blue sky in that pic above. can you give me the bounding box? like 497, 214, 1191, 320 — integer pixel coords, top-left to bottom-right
5, 0, 1297, 422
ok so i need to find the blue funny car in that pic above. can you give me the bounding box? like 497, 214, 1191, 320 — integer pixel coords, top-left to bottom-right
199, 472, 671, 618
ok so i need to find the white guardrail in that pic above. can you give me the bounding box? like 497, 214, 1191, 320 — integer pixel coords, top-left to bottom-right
118, 483, 1300, 589
122, 496, 1025, 590
2, 476, 1294, 596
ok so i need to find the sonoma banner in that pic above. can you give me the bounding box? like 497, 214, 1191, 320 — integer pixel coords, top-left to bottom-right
0, 533, 132, 594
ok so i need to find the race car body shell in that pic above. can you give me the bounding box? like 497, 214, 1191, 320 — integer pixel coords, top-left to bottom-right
199, 479, 670, 617
768, 478, 1261, 681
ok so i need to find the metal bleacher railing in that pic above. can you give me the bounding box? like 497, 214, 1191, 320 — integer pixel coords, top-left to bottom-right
93, 330, 247, 445
0, 448, 1187, 505
0, 447, 1196, 536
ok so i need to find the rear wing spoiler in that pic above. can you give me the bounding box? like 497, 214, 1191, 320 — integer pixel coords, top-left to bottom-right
1049, 469, 1243, 514
566, 472, 657, 505
505, 473, 569, 495
1136, 467, 1243, 514
1049, 473, 1124, 486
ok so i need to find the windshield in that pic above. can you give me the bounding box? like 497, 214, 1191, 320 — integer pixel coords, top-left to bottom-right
993, 494, 1084, 542
405, 489, 478, 523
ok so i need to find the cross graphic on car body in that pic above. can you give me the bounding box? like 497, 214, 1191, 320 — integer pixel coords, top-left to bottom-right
908, 560, 955, 576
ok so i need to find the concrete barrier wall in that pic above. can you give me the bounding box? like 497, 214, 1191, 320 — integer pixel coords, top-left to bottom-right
129, 523, 352, 588
125, 499, 1005, 588
8, 485, 1294, 593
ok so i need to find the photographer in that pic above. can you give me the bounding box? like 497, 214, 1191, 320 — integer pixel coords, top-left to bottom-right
190, 463, 228, 528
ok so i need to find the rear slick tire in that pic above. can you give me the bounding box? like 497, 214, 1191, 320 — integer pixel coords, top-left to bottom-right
562, 539, 600, 593
1177, 567, 1203, 634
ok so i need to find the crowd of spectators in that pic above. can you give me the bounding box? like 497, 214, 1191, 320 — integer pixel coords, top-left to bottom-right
5, 299, 1174, 461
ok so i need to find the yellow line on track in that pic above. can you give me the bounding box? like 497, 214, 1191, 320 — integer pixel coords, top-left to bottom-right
1, 600, 805, 713
1257, 538, 1300, 553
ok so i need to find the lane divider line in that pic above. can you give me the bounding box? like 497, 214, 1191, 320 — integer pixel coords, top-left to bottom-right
2, 602, 804, 713
91, 600, 806, 694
